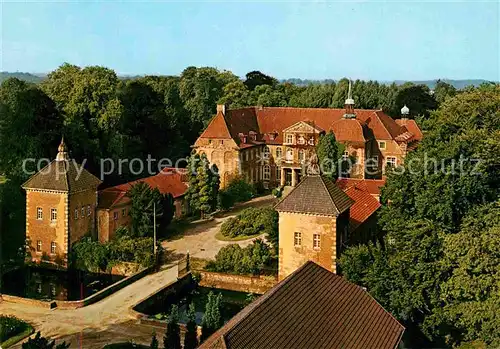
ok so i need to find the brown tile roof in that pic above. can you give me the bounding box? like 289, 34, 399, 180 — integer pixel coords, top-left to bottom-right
396, 119, 423, 141
345, 186, 381, 230
336, 178, 386, 197
22, 159, 102, 193
274, 175, 353, 216
200, 261, 405, 349
98, 168, 188, 209
197, 107, 423, 148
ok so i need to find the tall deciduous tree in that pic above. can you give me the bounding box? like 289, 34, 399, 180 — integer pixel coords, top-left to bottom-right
244, 70, 277, 91
394, 83, 438, 118
339, 85, 500, 347
126, 182, 164, 238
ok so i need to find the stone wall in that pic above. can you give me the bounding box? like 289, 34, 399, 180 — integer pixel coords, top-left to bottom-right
197, 271, 277, 294
278, 212, 338, 280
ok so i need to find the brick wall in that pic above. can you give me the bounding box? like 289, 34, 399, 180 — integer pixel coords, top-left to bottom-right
26, 190, 68, 264
278, 212, 338, 280
197, 271, 277, 294
68, 189, 98, 245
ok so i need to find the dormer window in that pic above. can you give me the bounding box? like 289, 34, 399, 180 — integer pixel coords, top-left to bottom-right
285, 134, 293, 144
298, 136, 305, 145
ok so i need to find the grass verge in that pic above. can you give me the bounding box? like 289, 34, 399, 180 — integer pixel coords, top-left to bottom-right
215, 231, 264, 242
0, 326, 34, 348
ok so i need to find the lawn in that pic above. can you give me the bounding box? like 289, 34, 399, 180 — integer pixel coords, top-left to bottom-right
0, 316, 34, 348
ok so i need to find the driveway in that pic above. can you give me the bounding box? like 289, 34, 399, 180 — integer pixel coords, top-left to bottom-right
161, 195, 277, 260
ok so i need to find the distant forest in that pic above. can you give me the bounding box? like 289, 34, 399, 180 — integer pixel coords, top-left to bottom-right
1, 71, 492, 90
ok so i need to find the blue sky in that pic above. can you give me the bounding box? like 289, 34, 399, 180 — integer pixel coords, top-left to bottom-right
1, 1, 498, 81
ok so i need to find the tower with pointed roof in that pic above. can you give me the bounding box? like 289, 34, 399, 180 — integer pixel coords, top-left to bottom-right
22, 138, 102, 266
274, 175, 353, 280
344, 79, 356, 119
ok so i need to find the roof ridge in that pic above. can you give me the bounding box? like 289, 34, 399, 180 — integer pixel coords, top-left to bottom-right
319, 175, 341, 215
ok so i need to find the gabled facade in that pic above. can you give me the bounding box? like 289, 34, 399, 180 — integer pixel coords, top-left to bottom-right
194, 100, 422, 188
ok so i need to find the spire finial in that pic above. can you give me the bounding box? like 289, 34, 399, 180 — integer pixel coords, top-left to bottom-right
344, 79, 355, 118
56, 136, 69, 161
401, 104, 410, 117
345, 79, 354, 106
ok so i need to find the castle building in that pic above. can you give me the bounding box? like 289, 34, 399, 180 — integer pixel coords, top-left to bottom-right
194, 92, 422, 188
22, 140, 189, 265
274, 175, 381, 280
22, 139, 101, 265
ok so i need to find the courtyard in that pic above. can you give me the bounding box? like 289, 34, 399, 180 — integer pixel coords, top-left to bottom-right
161, 194, 277, 261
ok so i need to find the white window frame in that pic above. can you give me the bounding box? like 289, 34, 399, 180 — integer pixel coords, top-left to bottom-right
81, 207, 85, 217
379, 141, 386, 150
313, 234, 321, 250
263, 146, 270, 160
276, 166, 281, 181
286, 148, 293, 162
51, 241, 56, 254
286, 134, 294, 144
308, 136, 315, 145
276, 147, 282, 159
50, 208, 57, 222
297, 135, 305, 145
343, 151, 349, 160
37, 207, 43, 220
263, 165, 270, 180
87, 205, 91, 216
386, 156, 397, 168
113, 211, 118, 221
294, 232, 302, 247
37, 240, 42, 252
298, 149, 305, 163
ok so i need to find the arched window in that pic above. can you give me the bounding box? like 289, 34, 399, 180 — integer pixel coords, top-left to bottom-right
298, 149, 305, 163
263, 146, 270, 160
276, 147, 282, 159
263, 165, 271, 180
286, 148, 293, 162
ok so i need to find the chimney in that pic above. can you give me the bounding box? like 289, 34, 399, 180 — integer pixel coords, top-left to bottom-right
216, 104, 226, 115
344, 79, 356, 119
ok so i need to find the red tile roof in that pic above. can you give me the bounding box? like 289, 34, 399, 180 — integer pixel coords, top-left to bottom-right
396, 119, 423, 141
200, 261, 404, 349
345, 185, 381, 230
336, 178, 386, 196
98, 168, 188, 209
198, 106, 422, 148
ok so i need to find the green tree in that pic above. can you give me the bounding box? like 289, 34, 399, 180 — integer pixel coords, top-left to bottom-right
149, 332, 159, 349
185, 153, 219, 217
316, 131, 344, 179
433, 80, 457, 105
184, 303, 199, 349
244, 70, 277, 91
163, 305, 181, 349
201, 292, 223, 342
22, 331, 70, 349
340, 85, 500, 347
126, 182, 165, 238
394, 83, 438, 118
218, 80, 253, 108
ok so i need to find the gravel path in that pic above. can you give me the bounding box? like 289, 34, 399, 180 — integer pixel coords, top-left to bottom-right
161, 195, 277, 260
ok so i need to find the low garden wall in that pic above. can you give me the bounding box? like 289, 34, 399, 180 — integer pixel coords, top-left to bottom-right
196, 270, 278, 294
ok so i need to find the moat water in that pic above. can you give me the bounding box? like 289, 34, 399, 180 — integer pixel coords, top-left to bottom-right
1, 266, 125, 301
140, 286, 250, 325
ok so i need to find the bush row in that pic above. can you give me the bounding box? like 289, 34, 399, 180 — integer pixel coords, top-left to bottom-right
220, 207, 278, 238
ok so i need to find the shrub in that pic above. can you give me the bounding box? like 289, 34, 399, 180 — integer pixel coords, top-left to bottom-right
220, 207, 278, 239
272, 187, 283, 198
0, 315, 30, 343
218, 177, 255, 210
206, 239, 272, 275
